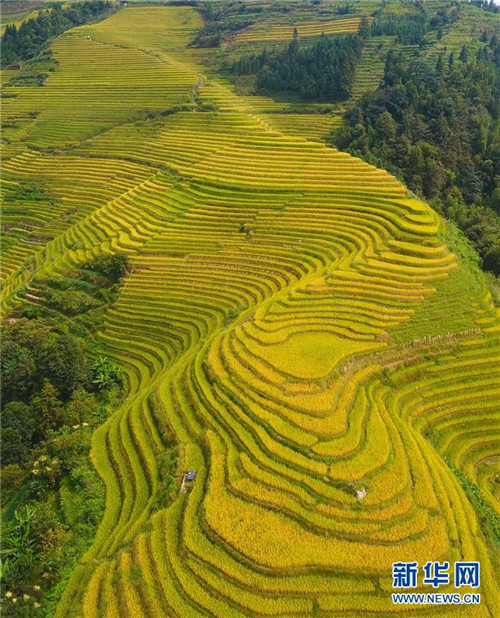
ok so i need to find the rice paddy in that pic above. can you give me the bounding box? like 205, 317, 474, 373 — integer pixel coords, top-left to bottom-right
0, 1, 47, 34
1, 4, 499, 617
234, 16, 370, 43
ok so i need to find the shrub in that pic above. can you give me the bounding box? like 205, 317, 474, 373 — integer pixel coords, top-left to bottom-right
91, 357, 123, 390
84, 253, 130, 283
1, 465, 26, 502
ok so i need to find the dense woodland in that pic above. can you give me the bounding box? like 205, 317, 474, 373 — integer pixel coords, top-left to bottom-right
335, 36, 500, 274
371, 2, 463, 44
1, 1, 112, 67
371, 11, 430, 45
0, 255, 130, 614
231, 29, 364, 101
258, 31, 363, 101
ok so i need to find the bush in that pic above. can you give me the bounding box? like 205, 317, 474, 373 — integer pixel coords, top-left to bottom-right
1, 319, 90, 404
91, 357, 123, 390
84, 252, 130, 283
1, 465, 26, 502
45, 289, 100, 315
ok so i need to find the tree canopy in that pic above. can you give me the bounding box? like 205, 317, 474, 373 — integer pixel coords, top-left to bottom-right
231, 31, 363, 102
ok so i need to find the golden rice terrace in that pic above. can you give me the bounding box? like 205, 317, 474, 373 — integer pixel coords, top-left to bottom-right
1, 4, 499, 617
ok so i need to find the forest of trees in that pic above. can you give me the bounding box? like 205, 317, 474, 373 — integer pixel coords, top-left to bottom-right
1, 1, 112, 67
1, 319, 124, 467
258, 30, 362, 101
335, 37, 500, 273
371, 11, 429, 45
371, 2, 462, 45
1, 253, 128, 467
0, 254, 128, 613
232, 29, 364, 102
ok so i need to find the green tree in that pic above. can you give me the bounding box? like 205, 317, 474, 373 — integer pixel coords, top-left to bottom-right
0, 341, 36, 402
84, 252, 130, 283
1, 401, 34, 450
1, 465, 26, 502
35, 381, 64, 440
483, 243, 500, 272
65, 388, 97, 425
40, 332, 89, 399
358, 16, 371, 40
422, 155, 445, 197
0, 428, 29, 466
1, 319, 91, 404
256, 32, 362, 101
375, 110, 397, 141
436, 52, 444, 73
289, 27, 300, 56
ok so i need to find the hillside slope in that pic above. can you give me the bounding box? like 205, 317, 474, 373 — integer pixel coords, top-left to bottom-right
1, 6, 499, 617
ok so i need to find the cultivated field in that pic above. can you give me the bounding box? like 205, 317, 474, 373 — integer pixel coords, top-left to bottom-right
0, 1, 46, 34
1, 5, 499, 617
234, 16, 369, 43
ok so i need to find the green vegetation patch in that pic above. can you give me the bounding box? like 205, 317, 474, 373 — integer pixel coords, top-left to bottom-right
0, 253, 131, 614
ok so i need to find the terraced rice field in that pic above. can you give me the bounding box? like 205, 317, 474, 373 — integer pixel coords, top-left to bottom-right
1, 5, 499, 617
259, 113, 342, 142
0, 1, 46, 34
1, 6, 201, 150
424, 3, 499, 65
234, 16, 369, 43
351, 36, 391, 98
